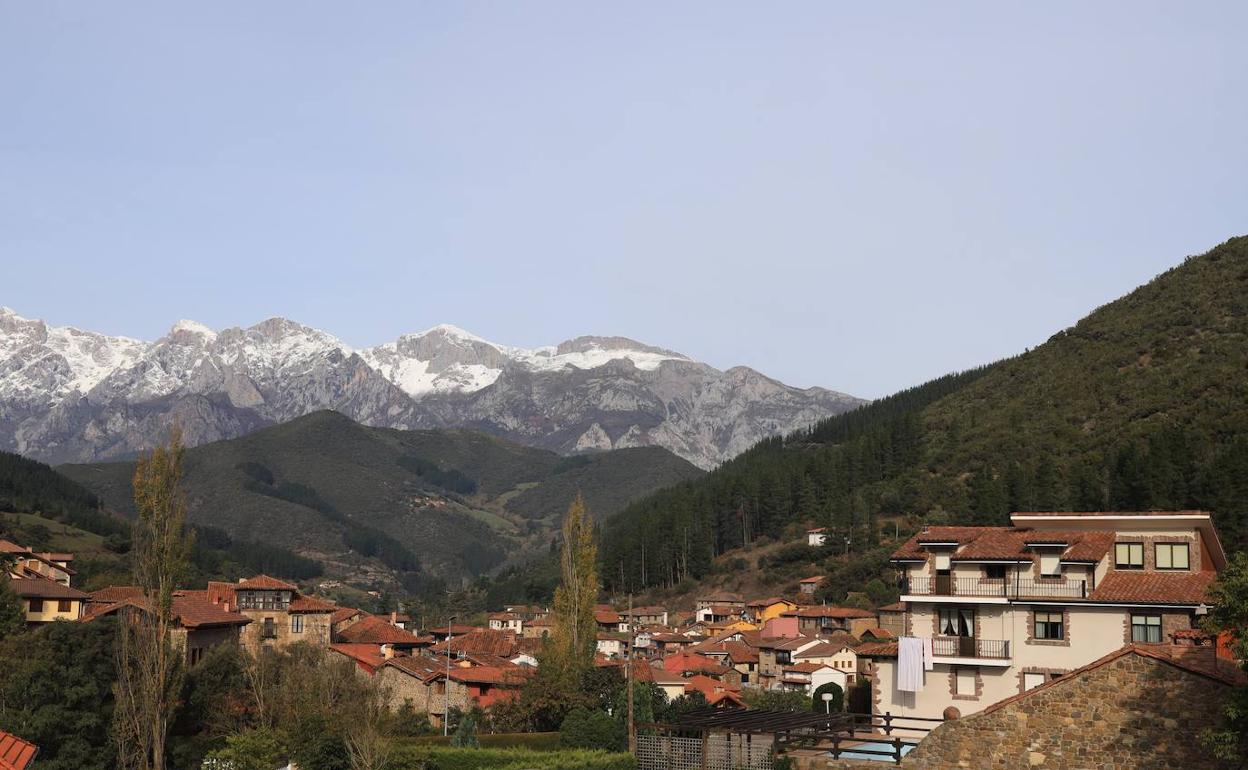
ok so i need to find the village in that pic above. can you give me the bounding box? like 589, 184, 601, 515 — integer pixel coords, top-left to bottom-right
3, 505, 1243, 770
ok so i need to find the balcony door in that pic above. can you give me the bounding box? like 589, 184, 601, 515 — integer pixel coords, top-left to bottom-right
938, 607, 976, 656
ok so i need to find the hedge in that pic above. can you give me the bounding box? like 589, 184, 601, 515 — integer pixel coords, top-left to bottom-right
402, 732, 562, 750
391, 746, 636, 770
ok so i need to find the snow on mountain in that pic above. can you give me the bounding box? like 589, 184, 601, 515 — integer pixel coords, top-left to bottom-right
0, 309, 865, 467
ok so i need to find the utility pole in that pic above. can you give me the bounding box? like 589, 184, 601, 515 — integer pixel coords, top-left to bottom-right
627, 593, 636, 754
444, 613, 457, 737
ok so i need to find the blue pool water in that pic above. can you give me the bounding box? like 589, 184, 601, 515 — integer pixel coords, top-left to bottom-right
831, 740, 917, 762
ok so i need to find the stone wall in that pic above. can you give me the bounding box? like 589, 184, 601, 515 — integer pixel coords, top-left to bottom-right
895, 650, 1235, 770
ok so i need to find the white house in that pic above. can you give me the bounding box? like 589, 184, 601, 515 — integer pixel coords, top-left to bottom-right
807, 528, 828, 547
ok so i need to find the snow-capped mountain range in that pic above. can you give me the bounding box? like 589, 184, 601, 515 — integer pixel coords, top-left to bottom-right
0, 307, 864, 468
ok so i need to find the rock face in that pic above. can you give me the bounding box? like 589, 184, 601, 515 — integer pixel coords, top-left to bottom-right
0, 308, 863, 467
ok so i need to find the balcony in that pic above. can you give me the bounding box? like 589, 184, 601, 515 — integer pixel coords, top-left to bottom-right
931, 636, 1010, 660
902, 576, 1088, 600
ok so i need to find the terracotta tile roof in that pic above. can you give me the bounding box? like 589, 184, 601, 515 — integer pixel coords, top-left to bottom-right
0, 540, 28, 554
489, 612, 520, 620
878, 602, 906, 612
330, 643, 387, 672
289, 594, 337, 613
595, 610, 621, 624
381, 654, 445, 681
7, 577, 88, 600
746, 597, 791, 608
429, 629, 519, 658
91, 585, 144, 603
172, 592, 251, 628
1088, 571, 1217, 605
683, 675, 744, 706
722, 641, 759, 664
893, 525, 1117, 564
795, 640, 856, 658
703, 604, 744, 616
235, 575, 297, 591
448, 664, 529, 686
782, 606, 874, 619
807, 527, 827, 534
785, 661, 827, 674
860, 627, 896, 639
854, 641, 898, 657
799, 576, 824, 584
620, 605, 668, 616
0, 729, 37, 770
331, 607, 363, 624
662, 652, 731, 676
337, 615, 425, 645
206, 581, 237, 606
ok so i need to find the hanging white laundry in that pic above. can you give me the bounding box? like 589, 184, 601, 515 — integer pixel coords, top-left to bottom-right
922, 636, 934, 671
897, 636, 924, 692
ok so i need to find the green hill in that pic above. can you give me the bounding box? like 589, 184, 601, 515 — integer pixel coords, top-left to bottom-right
60, 411, 703, 588
599, 235, 1248, 599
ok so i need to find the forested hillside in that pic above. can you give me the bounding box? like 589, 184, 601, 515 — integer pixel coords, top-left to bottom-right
61, 411, 703, 588
600, 235, 1248, 595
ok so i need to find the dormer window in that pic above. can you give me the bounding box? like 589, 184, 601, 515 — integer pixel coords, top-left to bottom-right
1039, 552, 1061, 578
1115, 543, 1144, 570
1155, 543, 1190, 571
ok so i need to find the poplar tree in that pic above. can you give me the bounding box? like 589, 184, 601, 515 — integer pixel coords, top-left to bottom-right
551, 493, 598, 674
114, 428, 193, 770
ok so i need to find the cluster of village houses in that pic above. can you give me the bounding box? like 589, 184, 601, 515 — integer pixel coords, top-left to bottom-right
1, 510, 1241, 740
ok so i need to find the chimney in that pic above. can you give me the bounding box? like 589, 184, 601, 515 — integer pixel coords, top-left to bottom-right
391, 610, 398, 626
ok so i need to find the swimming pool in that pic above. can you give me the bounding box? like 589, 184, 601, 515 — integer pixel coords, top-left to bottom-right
830, 740, 917, 762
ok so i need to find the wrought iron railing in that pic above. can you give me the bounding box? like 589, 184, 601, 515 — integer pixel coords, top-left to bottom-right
931, 636, 1010, 659
902, 576, 1087, 599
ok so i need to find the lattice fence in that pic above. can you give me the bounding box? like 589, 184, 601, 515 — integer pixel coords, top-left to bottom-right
637, 733, 774, 770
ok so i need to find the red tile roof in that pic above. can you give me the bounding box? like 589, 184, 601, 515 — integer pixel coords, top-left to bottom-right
289, 594, 337, 613
235, 575, 298, 590
429, 629, 519, 658
0, 729, 37, 770
854, 641, 899, 657
799, 576, 824, 584
337, 615, 425, 645
331, 607, 364, 625
878, 602, 906, 612
893, 526, 1116, 563
1012, 510, 1211, 517
697, 591, 744, 603
381, 654, 445, 682
1088, 571, 1218, 605
662, 652, 731, 676
595, 609, 621, 624
7, 577, 88, 600
85, 592, 251, 629
90, 585, 144, 603
330, 643, 387, 673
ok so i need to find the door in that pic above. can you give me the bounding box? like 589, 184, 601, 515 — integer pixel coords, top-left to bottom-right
938, 608, 976, 655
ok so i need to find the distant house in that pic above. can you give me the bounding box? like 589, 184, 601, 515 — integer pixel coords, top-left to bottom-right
798, 575, 824, 596
876, 602, 906, 636
780, 606, 876, 637
596, 633, 626, 659
1, 539, 76, 586
0, 728, 38, 770
807, 528, 828, 547
8, 578, 88, 625
595, 607, 622, 633
378, 653, 528, 727
488, 611, 523, 634
206, 575, 336, 652
695, 592, 745, 613
84, 588, 251, 664
745, 597, 797, 624
619, 605, 669, 627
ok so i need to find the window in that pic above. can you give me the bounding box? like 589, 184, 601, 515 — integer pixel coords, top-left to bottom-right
1022, 672, 1046, 691
57, 599, 72, 613
28, 598, 43, 613
1155, 543, 1190, 570
933, 553, 952, 571
954, 668, 977, 696
938, 608, 974, 636
291, 614, 304, 633
1034, 611, 1065, 640
984, 565, 1007, 580
189, 647, 204, 665
1115, 543, 1144, 569
1039, 553, 1061, 577
263, 617, 276, 639
1131, 614, 1162, 643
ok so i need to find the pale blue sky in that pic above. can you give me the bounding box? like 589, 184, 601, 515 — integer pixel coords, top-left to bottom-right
2, 2, 1245, 398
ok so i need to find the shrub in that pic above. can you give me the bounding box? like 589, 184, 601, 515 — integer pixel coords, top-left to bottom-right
811, 681, 844, 712
560, 707, 624, 751
414, 747, 635, 770
201, 728, 287, 770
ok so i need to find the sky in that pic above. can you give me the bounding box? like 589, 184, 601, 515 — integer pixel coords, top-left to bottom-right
2, 2, 1246, 399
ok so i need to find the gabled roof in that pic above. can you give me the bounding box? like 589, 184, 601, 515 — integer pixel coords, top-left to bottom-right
337, 615, 424, 645
235, 575, 298, 591
799, 576, 824, 584
381, 654, 445, 682
0, 729, 37, 770
429, 629, 519, 658
7, 577, 88, 600
289, 594, 337, 613
620, 605, 668, 616
91, 585, 144, 603
330, 607, 364, 624
697, 591, 744, 603
594, 609, 621, 624
794, 640, 857, 658
877, 602, 906, 612
329, 643, 387, 672
84, 592, 251, 629
854, 641, 898, 657
746, 597, 792, 608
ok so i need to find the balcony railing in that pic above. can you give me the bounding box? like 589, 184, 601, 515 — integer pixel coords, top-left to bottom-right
902, 576, 1087, 599
931, 636, 1010, 659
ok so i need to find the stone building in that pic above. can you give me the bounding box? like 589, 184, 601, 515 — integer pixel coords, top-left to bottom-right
892, 645, 1241, 770
206, 575, 336, 653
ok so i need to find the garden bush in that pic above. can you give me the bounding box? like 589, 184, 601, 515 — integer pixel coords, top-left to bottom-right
391, 746, 635, 770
